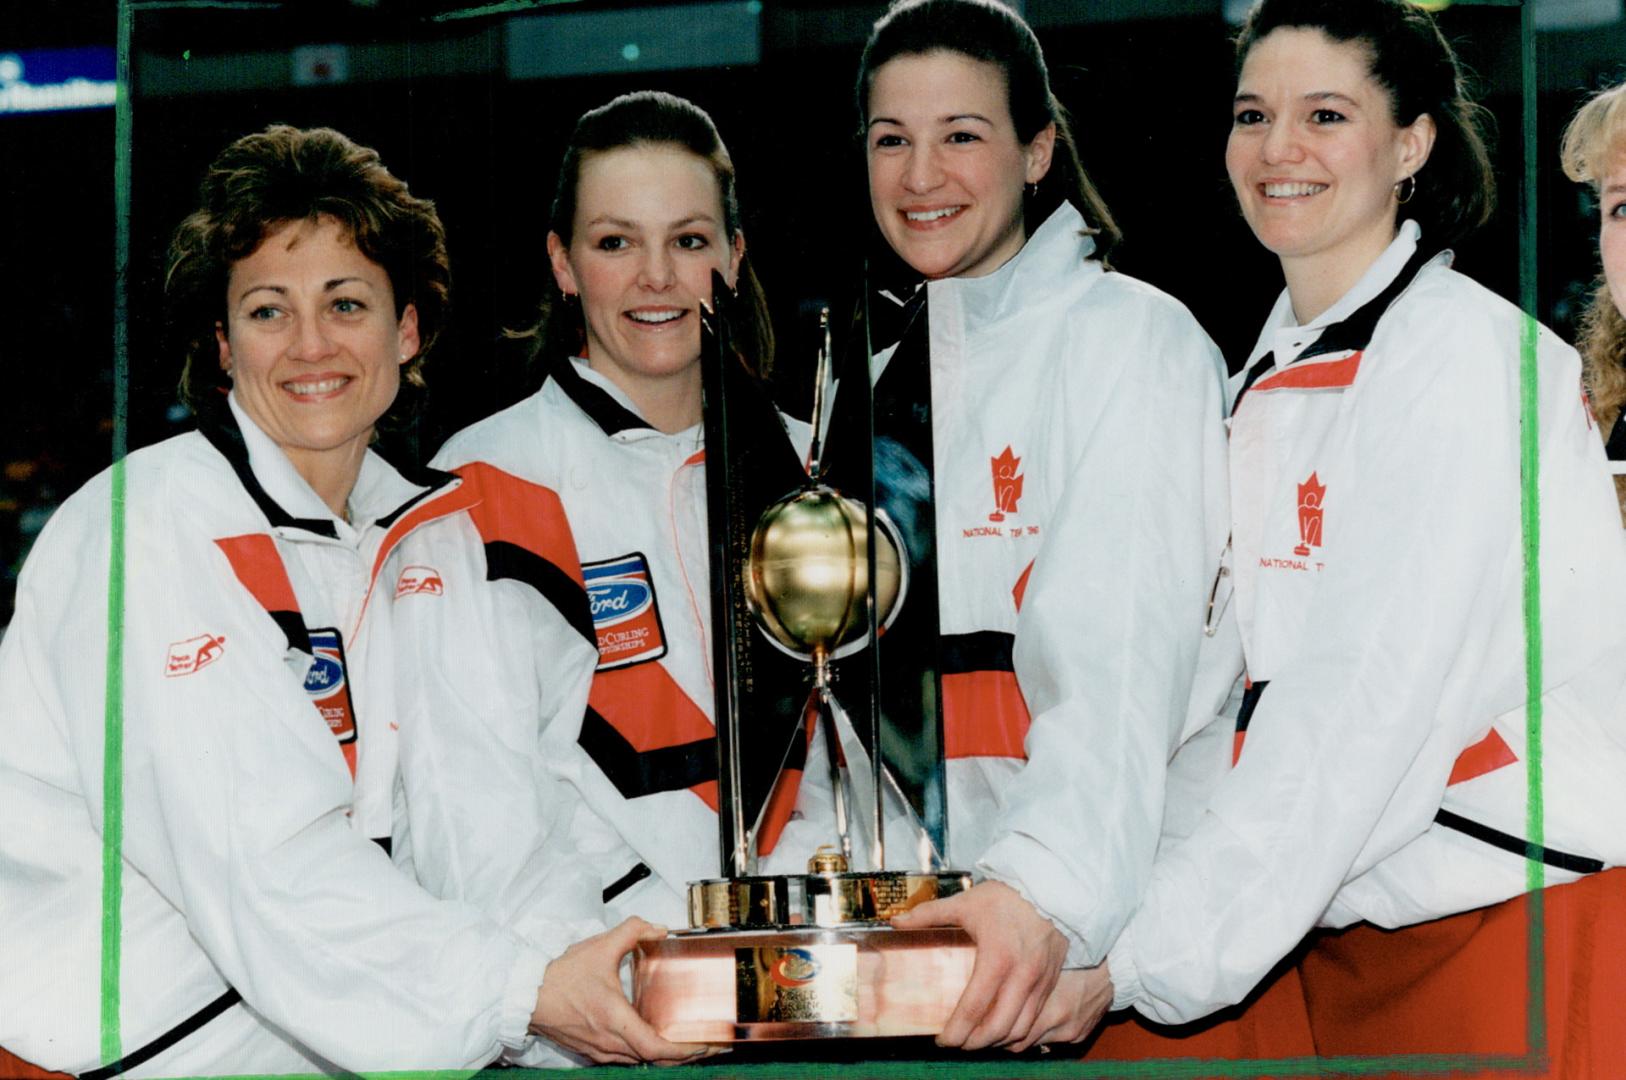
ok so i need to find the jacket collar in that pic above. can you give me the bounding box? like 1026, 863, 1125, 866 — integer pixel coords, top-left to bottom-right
200, 395, 454, 538
1246, 220, 1449, 371
928, 201, 1101, 323
544, 353, 703, 444
544, 352, 655, 437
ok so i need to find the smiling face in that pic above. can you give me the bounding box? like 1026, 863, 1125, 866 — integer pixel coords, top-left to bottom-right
1601, 151, 1626, 319
865, 49, 1054, 280
547, 143, 743, 419
216, 215, 417, 503
1227, 28, 1434, 305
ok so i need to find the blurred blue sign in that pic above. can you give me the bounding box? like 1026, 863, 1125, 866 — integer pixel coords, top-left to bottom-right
0, 46, 117, 115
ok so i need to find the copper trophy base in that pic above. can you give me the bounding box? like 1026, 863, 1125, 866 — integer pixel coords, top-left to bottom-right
633, 868, 973, 1042
634, 924, 974, 1042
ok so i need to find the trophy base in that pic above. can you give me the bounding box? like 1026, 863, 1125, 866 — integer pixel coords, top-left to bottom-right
633, 924, 974, 1042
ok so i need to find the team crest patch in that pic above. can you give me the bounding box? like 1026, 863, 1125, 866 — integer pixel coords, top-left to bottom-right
582, 552, 667, 670
989, 445, 1024, 522
305, 627, 357, 745
1261, 472, 1329, 573
165, 633, 225, 677
395, 564, 444, 598
1295, 472, 1326, 556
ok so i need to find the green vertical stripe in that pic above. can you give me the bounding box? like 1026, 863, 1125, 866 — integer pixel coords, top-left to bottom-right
101, 0, 135, 1067
1519, 307, 1547, 1055
99, 461, 128, 1068
1515, 0, 1546, 1061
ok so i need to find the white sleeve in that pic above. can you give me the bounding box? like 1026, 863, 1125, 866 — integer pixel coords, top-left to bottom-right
391, 516, 613, 1068
50, 487, 546, 1070
977, 304, 1231, 965
393, 518, 607, 961
1108, 312, 1521, 1023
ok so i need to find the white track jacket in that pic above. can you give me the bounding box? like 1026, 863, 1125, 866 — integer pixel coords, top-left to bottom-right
0, 396, 600, 1074
1107, 222, 1626, 1024
433, 361, 836, 933
882, 202, 1232, 966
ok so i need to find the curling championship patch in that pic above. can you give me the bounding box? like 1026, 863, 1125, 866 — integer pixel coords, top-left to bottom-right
305, 627, 357, 745
582, 552, 668, 671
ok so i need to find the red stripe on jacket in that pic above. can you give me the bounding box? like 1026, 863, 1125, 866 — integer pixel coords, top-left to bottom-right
588, 663, 811, 855
944, 671, 1030, 759
1251, 351, 1364, 395
216, 533, 299, 614
215, 533, 356, 779
456, 461, 585, 588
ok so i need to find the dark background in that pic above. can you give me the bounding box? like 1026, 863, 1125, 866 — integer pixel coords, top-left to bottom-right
2, 0, 1623, 626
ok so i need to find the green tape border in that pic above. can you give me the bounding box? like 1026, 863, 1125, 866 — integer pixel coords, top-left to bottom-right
100, 0, 136, 1068
1516, 0, 1549, 1064
98, 0, 1551, 1076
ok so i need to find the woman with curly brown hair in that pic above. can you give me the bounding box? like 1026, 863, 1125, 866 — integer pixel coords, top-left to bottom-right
0, 124, 689, 1075
1563, 79, 1626, 523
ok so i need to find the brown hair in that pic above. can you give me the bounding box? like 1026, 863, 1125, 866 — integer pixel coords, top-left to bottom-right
166, 124, 449, 421
856, 0, 1121, 265
518, 90, 774, 377
1234, 0, 1496, 250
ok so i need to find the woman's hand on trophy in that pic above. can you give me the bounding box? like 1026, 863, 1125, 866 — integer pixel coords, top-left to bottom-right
529, 917, 718, 1065
890, 879, 1069, 1050
1005, 965, 1113, 1053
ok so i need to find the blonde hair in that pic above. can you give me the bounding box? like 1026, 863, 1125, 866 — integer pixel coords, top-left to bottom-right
1561, 81, 1626, 189
1561, 81, 1626, 523
1560, 84, 1626, 523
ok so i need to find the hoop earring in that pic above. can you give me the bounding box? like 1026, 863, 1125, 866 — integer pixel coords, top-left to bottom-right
1395, 175, 1416, 205
1026, 181, 1038, 198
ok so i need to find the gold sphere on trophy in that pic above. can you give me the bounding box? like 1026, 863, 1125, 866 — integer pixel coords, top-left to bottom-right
745, 486, 903, 658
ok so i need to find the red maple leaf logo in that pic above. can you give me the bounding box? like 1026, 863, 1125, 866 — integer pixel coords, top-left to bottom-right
1295, 472, 1326, 556
990, 446, 1024, 522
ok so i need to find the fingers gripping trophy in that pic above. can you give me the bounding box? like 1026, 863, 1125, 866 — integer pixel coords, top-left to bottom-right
632, 273, 975, 1041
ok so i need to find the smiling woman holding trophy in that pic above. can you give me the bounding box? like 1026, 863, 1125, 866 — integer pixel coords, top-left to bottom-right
833, 0, 1237, 1054
0, 124, 658, 1075
431, 90, 886, 1060
1027, 0, 1626, 1068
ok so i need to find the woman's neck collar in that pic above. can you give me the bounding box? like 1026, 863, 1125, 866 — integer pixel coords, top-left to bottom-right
580, 355, 702, 434
226, 391, 366, 521
1280, 223, 1403, 326
287, 443, 366, 520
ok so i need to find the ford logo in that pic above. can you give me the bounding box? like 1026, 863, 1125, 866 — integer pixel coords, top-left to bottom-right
304, 654, 344, 695
589, 580, 651, 626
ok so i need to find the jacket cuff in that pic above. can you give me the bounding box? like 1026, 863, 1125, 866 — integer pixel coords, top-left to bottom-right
499, 942, 551, 1050
1105, 922, 1142, 1012
978, 864, 1095, 969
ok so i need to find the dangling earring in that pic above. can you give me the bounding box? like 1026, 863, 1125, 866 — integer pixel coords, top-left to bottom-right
1395, 174, 1416, 205
1026, 181, 1038, 198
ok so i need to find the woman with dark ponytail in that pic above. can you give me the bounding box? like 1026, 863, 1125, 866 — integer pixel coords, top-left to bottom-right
433, 91, 847, 1063
846, 0, 1235, 1053
1023, 0, 1626, 1068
